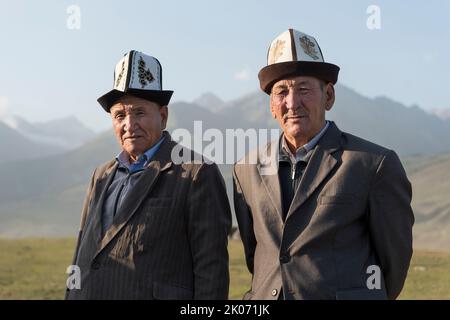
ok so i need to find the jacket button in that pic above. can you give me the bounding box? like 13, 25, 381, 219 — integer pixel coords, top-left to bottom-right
92, 261, 100, 270
271, 289, 278, 296
280, 254, 290, 264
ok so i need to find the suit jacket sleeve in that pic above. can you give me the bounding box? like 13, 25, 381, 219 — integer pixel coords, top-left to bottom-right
187, 163, 231, 299
368, 150, 414, 299
233, 165, 257, 275
65, 168, 97, 299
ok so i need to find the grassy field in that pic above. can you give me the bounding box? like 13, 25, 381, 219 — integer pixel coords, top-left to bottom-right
0, 238, 449, 300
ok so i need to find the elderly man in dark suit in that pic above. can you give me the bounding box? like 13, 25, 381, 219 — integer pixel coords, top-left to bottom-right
233, 29, 414, 300
66, 50, 231, 299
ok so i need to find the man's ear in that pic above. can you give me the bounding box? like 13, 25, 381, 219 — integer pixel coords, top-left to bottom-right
325, 84, 335, 111
160, 105, 169, 129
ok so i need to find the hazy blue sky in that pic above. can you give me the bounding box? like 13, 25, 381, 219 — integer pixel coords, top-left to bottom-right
0, 0, 448, 131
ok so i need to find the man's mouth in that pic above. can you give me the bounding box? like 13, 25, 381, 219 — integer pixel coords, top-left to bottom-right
124, 136, 141, 141
286, 114, 307, 120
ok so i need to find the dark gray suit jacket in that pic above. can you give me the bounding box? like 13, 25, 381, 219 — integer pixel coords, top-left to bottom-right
233, 122, 414, 300
66, 132, 231, 299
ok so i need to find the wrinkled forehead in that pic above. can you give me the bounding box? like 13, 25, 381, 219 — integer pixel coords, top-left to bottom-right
272, 76, 321, 89
110, 95, 158, 113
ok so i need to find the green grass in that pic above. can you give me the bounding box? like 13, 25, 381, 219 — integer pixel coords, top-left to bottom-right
0, 238, 448, 299
228, 239, 252, 299
398, 251, 450, 299
0, 238, 75, 299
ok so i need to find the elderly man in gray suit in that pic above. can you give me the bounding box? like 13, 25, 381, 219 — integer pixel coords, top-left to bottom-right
233, 29, 414, 300
66, 50, 231, 299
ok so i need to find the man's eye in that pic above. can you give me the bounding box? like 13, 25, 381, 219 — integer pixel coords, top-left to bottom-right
274, 90, 288, 96
115, 114, 125, 120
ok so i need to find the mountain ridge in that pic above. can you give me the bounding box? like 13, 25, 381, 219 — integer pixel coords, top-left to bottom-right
0, 84, 449, 252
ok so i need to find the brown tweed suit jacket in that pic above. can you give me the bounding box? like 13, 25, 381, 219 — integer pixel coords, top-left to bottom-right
233, 122, 414, 300
66, 132, 231, 299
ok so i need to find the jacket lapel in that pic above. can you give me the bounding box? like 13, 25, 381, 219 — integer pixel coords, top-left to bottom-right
285, 122, 343, 221
257, 138, 284, 222
90, 162, 118, 247
94, 133, 174, 258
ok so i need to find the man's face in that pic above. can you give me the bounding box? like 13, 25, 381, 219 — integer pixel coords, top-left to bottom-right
270, 76, 335, 147
110, 95, 168, 162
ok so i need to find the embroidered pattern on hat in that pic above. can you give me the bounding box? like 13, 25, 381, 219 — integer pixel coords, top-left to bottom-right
269, 39, 286, 65
115, 60, 126, 88
299, 36, 319, 60
137, 56, 154, 88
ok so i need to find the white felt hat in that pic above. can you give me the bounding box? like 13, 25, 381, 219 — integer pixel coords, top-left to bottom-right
98, 50, 173, 112
258, 29, 340, 94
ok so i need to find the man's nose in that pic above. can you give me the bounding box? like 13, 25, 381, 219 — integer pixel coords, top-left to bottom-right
123, 115, 136, 132
285, 90, 301, 111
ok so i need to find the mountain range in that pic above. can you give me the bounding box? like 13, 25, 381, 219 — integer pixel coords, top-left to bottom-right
0, 121, 62, 163
430, 108, 450, 120
0, 84, 449, 251
0, 115, 95, 164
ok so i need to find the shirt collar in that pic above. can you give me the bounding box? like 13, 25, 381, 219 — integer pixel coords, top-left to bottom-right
116, 134, 165, 170
280, 120, 330, 163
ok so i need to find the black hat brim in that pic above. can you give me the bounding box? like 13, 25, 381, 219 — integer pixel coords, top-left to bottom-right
97, 88, 174, 112
258, 61, 340, 94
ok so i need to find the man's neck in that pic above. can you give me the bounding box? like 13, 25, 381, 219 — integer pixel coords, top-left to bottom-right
128, 154, 141, 163
284, 136, 307, 155
284, 122, 328, 154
